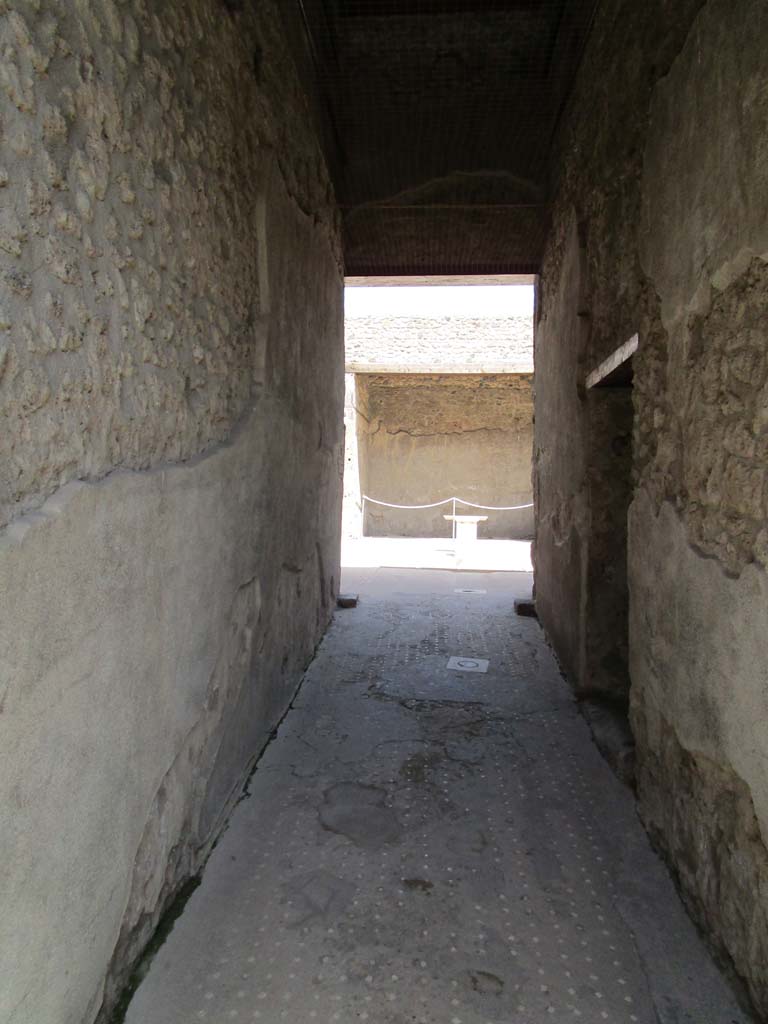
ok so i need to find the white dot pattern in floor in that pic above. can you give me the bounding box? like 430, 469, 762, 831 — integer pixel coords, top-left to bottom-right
124, 569, 751, 1024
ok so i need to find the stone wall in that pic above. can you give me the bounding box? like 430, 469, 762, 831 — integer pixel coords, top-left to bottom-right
0, 3, 343, 1023
357, 373, 533, 539
534, 0, 768, 1012
345, 315, 533, 371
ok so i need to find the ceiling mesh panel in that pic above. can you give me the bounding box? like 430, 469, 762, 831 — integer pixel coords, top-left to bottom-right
291, 0, 599, 275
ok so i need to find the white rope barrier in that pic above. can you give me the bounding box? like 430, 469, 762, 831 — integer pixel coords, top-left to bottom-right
361, 495, 455, 509
454, 498, 534, 511
362, 495, 534, 512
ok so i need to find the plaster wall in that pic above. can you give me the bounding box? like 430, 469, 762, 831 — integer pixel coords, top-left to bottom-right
534, 0, 768, 1011
532, 219, 588, 684
358, 373, 533, 539
0, 2, 343, 1022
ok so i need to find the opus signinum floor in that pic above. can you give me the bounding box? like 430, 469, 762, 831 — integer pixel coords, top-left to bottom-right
125, 568, 749, 1024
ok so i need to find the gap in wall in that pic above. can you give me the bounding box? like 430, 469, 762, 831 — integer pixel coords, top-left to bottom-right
342, 276, 535, 573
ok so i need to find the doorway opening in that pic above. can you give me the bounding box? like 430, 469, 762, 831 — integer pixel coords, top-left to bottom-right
578, 334, 636, 782
584, 335, 637, 698
342, 276, 535, 572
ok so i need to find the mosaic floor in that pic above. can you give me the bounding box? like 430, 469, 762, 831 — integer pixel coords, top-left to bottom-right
125, 569, 749, 1024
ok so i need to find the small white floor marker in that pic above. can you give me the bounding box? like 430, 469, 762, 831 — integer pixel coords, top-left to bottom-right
447, 656, 489, 673
454, 588, 487, 595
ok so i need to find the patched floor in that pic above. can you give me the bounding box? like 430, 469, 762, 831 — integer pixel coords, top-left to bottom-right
124, 569, 750, 1024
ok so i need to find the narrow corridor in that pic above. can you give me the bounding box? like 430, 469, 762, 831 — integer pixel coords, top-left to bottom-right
124, 570, 748, 1024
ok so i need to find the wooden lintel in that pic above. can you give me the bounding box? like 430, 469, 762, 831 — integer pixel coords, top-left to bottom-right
586, 333, 639, 389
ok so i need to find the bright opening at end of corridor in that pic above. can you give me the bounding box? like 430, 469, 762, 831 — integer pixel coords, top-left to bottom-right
342, 278, 535, 573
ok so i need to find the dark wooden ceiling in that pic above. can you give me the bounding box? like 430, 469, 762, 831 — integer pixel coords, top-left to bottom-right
289, 0, 598, 275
